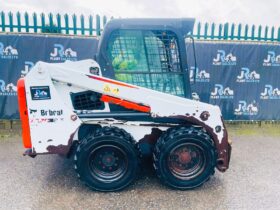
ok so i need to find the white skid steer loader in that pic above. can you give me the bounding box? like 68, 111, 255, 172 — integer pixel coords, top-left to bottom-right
17, 18, 231, 191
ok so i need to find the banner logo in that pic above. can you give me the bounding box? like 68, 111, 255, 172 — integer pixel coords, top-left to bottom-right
263, 51, 280, 66
21, 61, 34, 77
213, 50, 236, 66
236, 67, 260, 83
0, 42, 19, 59
0, 79, 17, 96
234, 100, 258, 116
260, 85, 280, 99
210, 84, 234, 99
50, 44, 77, 61
190, 67, 210, 82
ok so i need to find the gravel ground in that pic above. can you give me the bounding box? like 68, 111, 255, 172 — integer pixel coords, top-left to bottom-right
0, 125, 280, 210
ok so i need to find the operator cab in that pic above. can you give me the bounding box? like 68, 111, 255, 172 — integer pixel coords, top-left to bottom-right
96, 18, 195, 98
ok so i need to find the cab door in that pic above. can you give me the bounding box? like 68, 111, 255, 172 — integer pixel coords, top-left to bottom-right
106, 29, 187, 97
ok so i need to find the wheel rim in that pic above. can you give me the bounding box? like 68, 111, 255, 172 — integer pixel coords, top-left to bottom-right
88, 144, 128, 183
167, 142, 206, 180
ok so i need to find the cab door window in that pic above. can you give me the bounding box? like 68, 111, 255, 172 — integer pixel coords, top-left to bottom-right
107, 29, 185, 97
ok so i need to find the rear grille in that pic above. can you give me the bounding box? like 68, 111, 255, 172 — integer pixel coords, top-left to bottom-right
71, 91, 105, 110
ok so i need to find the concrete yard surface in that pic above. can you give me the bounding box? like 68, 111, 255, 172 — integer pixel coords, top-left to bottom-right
0, 124, 280, 210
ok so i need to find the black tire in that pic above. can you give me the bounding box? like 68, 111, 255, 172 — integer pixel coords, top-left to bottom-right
153, 126, 216, 190
74, 126, 140, 191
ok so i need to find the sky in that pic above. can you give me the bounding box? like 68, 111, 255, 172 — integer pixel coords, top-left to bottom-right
0, 0, 279, 27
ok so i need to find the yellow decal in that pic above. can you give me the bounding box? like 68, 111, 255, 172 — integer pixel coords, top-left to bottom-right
103, 84, 111, 93
112, 88, 119, 94
103, 84, 119, 95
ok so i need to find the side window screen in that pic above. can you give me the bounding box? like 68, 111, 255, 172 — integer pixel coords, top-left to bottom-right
107, 30, 185, 97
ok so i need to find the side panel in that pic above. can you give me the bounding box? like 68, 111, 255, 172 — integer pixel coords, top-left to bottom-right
24, 66, 82, 154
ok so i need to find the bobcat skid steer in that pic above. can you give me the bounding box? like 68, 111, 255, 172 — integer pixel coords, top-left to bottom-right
17, 18, 231, 191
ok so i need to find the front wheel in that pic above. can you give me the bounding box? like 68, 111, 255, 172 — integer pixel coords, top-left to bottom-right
74, 126, 140, 191
153, 126, 217, 190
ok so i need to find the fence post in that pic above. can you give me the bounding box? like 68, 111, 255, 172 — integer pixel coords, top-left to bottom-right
277, 27, 280, 42
96, 14, 101, 36
89, 15, 93, 36
8, 12, 13, 32
264, 26, 268, 41
56, 14, 61, 33
24, 12, 29, 32
230, 23, 235, 40
270, 27, 275, 41
210, 23, 215, 39
196, 22, 201, 39
33, 13, 37, 33
204, 22, 209, 39
237, 23, 242, 40
103, 15, 107, 28
224, 23, 229, 40
64, 14, 69, 34
218, 23, 222, 39
16, 12, 21, 32
41, 13, 45, 33
258, 25, 262, 41
1, 11, 6, 32
49, 13, 54, 31
72, 14, 77, 35
244, 24, 249, 40
251, 25, 255, 40
80, 15, 85, 35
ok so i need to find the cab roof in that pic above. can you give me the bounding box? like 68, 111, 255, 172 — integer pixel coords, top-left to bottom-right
104, 18, 195, 37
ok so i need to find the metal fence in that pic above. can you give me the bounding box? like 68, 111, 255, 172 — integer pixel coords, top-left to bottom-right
0, 11, 109, 36
1, 12, 280, 42
193, 22, 280, 42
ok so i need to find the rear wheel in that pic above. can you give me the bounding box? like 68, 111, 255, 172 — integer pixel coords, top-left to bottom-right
153, 126, 216, 189
74, 126, 140, 191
